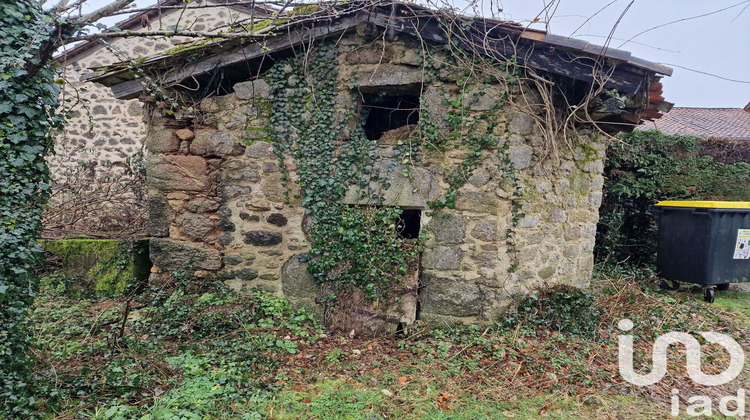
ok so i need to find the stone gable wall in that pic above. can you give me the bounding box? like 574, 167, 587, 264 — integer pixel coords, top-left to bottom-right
46, 5, 255, 237
143, 35, 606, 324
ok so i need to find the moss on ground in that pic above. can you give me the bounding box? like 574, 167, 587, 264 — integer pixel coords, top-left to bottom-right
40, 239, 150, 296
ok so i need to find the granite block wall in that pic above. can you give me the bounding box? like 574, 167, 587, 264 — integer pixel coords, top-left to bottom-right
142, 34, 607, 326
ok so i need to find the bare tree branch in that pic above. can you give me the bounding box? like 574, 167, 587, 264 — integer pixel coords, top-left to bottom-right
70, 0, 137, 26
54, 0, 73, 14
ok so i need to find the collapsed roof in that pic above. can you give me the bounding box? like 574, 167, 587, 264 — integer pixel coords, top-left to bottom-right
90, 0, 673, 132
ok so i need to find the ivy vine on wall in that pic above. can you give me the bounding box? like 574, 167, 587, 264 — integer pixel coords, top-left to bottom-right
265, 43, 423, 302
263, 37, 524, 302
0, 2, 63, 416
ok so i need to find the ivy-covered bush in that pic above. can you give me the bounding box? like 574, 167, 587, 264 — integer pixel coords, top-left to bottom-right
0, 2, 63, 416
500, 285, 601, 337
308, 206, 423, 300
596, 130, 750, 266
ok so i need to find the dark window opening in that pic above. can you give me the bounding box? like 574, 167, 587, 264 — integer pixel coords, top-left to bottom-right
397, 209, 421, 239
362, 93, 420, 140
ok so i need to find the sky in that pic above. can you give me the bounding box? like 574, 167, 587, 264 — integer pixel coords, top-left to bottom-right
489, 0, 750, 108
80, 0, 750, 108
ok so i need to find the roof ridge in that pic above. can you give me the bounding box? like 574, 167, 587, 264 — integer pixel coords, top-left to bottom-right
55, 0, 272, 62
671, 107, 746, 110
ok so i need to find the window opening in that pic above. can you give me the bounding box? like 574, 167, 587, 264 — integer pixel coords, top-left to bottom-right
362, 93, 420, 140
397, 209, 421, 239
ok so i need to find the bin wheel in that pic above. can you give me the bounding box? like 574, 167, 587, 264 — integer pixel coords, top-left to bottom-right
659, 279, 680, 291
703, 288, 715, 304
716, 283, 730, 291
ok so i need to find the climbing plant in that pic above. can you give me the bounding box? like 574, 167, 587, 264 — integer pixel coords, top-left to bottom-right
0, 2, 63, 416
263, 31, 527, 302
266, 43, 423, 302
416, 37, 524, 271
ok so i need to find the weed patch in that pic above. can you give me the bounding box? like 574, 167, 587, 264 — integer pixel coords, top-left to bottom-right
30, 276, 319, 418
28, 265, 749, 418
499, 285, 601, 337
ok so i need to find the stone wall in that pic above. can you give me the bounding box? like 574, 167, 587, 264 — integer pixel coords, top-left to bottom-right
142, 34, 606, 325
46, 4, 255, 237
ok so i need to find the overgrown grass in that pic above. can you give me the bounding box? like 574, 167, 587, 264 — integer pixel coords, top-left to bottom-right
264, 380, 664, 419
29, 265, 749, 419
30, 278, 319, 419
714, 291, 750, 327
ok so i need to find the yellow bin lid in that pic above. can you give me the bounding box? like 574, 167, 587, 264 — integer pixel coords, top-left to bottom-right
655, 201, 750, 209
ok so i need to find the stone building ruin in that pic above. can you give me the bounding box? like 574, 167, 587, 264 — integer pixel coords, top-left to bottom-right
47, 0, 269, 238
91, 1, 672, 334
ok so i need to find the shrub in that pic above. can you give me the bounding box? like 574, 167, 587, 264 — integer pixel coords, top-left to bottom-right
596, 130, 750, 266
500, 285, 601, 337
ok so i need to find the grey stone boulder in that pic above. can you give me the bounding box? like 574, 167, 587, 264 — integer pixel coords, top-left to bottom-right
454, 191, 499, 215
425, 213, 465, 244
150, 238, 222, 271
420, 274, 481, 317
184, 197, 221, 214
466, 88, 503, 112
147, 155, 208, 192
518, 214, 541, 228
245, 141, 276, 159
508, 111, 535, 135
468, 169, 491, 188
233, 79, 272, 100
355, 64, 424, 90
190, 130, 244, 157
177, 213, 215, 240
281, 255, 319, 299
342, 160, 440, 208
471, 220, 500, 242
422, 246, 463, 270
145, 128, 179, 153
508, 146, 533, 170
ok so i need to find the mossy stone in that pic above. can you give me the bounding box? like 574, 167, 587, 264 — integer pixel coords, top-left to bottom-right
41, 239, 151, 296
